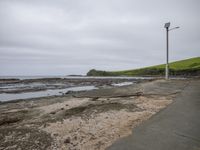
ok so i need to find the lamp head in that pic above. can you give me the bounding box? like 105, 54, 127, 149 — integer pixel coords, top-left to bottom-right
164, 22, 170, 28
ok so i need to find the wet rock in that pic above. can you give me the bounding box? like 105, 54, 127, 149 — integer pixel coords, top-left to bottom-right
64, 137, 71, 144
50, 111, 56, 115
53, 133, 59, 137
65, 102, 141, 118
65, 90, 74, 94
91, 97, 99, 101
74, 136, 77, 140
135, 92, 143, 96
0, 110, 28, 126
43, 123, 47, 128
0, 116, 22, 126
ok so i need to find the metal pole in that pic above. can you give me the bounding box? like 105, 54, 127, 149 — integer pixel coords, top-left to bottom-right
165, 27, 169, 80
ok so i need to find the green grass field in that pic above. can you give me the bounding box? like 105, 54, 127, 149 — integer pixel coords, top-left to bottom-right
87, 57, 200, 76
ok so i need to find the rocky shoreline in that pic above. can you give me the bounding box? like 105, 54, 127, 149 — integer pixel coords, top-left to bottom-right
0, 77, 148, 94
0, 79, 190, 150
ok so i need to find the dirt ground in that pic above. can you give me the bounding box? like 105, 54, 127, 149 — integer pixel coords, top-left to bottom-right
0, 79, 189, 150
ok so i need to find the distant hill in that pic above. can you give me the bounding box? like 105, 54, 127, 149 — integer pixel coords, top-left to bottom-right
87, 57, 200, 77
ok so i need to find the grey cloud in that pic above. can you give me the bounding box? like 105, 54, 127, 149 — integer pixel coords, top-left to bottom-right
0, 0, 200, 75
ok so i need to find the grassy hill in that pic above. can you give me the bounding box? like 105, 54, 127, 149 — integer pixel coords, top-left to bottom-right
87, 57, 200, 76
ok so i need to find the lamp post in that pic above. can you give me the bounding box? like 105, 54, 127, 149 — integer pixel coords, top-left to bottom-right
164, 22, 179, 80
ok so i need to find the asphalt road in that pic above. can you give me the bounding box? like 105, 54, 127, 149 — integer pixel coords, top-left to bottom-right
107, 79, 200, 150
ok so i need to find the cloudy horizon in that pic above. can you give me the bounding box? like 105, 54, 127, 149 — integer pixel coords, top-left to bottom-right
0, 0, 200, 76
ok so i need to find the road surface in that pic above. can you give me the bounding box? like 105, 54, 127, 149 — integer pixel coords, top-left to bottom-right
107, 79, 200, 150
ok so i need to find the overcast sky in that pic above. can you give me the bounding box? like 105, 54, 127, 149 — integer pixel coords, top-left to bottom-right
0, 0, 200, 76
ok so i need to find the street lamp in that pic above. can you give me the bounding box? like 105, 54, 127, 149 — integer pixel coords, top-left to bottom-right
164, 22, 180, 80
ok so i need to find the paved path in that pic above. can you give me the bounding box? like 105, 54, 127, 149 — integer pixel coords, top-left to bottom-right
107, 80, 200, 150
